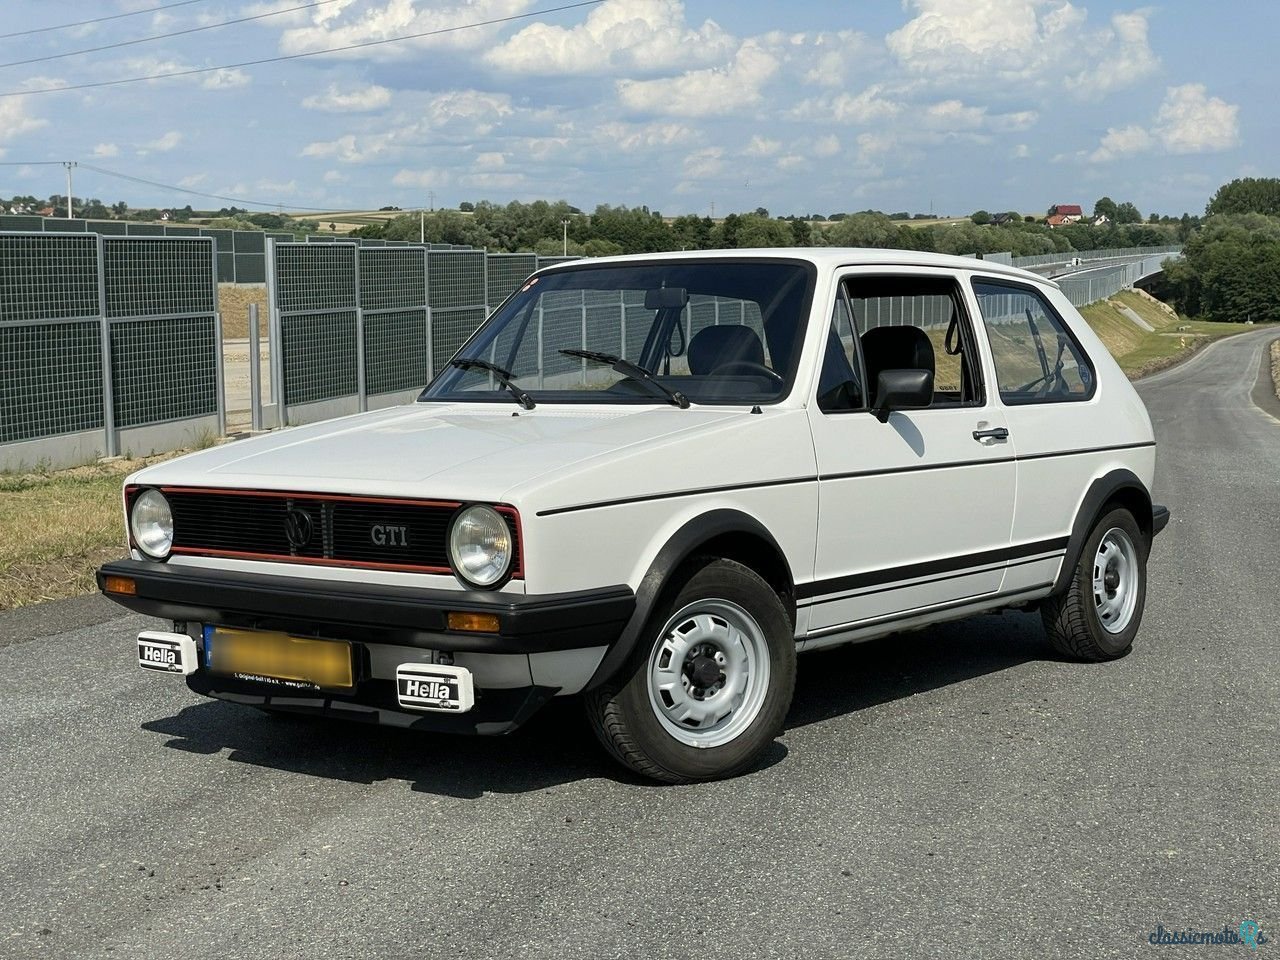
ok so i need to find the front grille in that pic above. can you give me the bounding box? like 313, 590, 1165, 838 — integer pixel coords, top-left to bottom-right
143, 487, 521, 577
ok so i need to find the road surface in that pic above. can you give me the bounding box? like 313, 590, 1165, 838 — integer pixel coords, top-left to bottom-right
2, 330, 1276, 960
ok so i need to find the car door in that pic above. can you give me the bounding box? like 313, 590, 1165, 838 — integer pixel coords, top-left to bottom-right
803, 268, 1017, 640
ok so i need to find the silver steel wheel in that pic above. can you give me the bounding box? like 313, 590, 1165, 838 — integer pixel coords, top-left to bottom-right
645, 598, 771, 749
1093, 527, 1140, 634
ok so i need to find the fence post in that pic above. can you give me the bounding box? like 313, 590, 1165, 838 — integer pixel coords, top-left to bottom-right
213, 308, 226, 439
265, 238, 286, 428
249, 302, 262, 432
355, 247, 367, 412
96, 234, 118, 458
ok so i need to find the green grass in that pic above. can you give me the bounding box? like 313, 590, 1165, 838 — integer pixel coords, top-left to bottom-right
1080, 294, 1266, 378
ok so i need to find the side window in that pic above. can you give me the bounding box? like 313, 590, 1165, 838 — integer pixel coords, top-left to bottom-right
847, 275, 984, 408
816, 289, 865, 411
972, 280, 1094, 404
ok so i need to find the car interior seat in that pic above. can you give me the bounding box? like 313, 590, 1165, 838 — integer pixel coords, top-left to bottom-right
860, 326, 935, 406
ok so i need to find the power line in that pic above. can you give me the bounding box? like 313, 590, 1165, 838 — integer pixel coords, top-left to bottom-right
0, 0, 340, 70
1, 0, 606, 98
78, 163, 357, 212
0, 0, 214, 41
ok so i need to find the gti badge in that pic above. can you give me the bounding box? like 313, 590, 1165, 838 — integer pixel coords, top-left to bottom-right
371, 524, 408, 547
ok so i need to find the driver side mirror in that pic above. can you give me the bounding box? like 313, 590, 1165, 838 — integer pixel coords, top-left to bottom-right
873, 369, 933, 422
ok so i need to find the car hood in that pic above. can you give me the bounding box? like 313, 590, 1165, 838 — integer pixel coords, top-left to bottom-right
131, 401, 749, 502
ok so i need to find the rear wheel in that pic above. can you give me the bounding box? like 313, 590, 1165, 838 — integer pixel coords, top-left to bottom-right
1041, 507, 1147, 661
585, 558, 795, 783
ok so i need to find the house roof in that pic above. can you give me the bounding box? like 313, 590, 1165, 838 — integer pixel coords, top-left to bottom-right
1053, 204, 1083, 216
1046, 215, 1068, 226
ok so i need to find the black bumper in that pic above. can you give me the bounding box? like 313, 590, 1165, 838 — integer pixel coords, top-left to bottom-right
1153, 504, 1170, 537
97, 559, 634, 655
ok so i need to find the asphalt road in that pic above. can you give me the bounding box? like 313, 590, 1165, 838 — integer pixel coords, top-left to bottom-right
2, 330, 1277, 960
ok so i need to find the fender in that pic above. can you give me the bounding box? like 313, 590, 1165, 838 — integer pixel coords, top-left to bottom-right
1052, 468, 1152, 596
583, 509, 793, 691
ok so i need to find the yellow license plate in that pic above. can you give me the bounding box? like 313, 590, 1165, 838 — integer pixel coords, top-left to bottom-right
207, 627, 353, 690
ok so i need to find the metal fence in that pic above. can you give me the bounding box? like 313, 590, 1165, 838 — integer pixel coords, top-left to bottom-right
1010, 244, 1181, 269
0, 214, 473, 284
1, 232, 222, 471
1056, 254, 1176, 307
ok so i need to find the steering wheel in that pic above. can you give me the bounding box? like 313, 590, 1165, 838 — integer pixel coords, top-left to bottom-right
710, 361, 784, 383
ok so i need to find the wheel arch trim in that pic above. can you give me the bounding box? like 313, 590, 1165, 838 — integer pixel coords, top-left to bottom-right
584, 509, 794, 690
1052, 468, 1153, 596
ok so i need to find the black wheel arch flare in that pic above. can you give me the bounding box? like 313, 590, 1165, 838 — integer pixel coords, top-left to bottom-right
584, 509, 795, 691
1052, 468, 1154, 596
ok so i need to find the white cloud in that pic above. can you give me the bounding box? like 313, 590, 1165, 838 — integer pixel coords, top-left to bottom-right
0, 97, 48, 143
486, 0, 734, 75
592, 121, 691, 151
617, 40, 779, 117
302, 83, 391, 112
812, 134, 841, 158
924, 99, 986, 130
682, 146, 723, 179
277, 0, 534, 58
302, 132, 395, 164
1012, 143, 1031, 159
1154, 83, 1240, 154
802, 30, 872, 88
460, 171, 527, 189
178, 173, 207, 188
796, 84, 902, 124
744, 135, 781, 157
391, 168, 453, 188
1089, 123, 1153, 162
202, 68, 250, 90
776, 154, 805, 171
256, 178, 298, 195
92, 142, 119, 158
1088, 85, 1239, 162
887, 0, 1157, 97
322, 169, 346, 183
474, 152, 506, 170
138, 130, 183, 155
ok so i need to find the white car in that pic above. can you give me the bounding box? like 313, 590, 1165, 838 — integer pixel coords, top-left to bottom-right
99, 249, 1168, 783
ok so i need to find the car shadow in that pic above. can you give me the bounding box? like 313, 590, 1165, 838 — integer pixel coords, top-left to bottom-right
141, 610, 1050, 796
788, 610, 1048, 729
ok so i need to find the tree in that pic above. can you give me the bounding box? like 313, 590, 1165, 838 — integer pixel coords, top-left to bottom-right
1093, 196, 1118, 221
970, 210, 991, 225
111, 201, 128, 218
1164, 212, 1280, 323
1206, 177, 1280, 217
458, 201, 475, 212
1114, 201, 1142, 224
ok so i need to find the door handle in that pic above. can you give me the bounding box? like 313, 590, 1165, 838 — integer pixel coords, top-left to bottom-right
972, 427, 1010, 441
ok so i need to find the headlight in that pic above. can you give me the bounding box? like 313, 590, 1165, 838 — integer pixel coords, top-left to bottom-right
448, 505, 512, 588
130, 488, 174, 559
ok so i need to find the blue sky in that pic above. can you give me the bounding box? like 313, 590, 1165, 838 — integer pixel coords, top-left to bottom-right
0, 0, 1273, 218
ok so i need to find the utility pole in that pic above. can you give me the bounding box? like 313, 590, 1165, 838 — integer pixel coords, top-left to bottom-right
63, 161, 76, 218
428, 191, 435, 212
561, 218, 569, 256
419, 209, 424, 244
709, 201, 715, 220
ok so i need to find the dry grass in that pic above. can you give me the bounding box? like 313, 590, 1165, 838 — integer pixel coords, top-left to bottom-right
219, 284, 269, 340
1272, 339, 1280, 401
0, 455, 173, 610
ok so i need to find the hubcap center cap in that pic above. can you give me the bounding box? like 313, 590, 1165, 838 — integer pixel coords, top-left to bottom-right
688, 655, 721, 687
1104, 568, 1120, 593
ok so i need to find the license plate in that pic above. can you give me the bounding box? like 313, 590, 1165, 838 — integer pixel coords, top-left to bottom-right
204, 626, 353, 690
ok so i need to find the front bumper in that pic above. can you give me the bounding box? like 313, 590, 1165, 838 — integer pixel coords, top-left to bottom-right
99, 559, 635, 734
97, 559, 634, 654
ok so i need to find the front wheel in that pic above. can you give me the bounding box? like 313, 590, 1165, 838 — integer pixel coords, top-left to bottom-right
1041, 507, 1148, 661
585, 558, 796, 783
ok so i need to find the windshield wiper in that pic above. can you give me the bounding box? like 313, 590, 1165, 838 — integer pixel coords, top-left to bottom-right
560, 349, 690, 409
449, 358, 535, 409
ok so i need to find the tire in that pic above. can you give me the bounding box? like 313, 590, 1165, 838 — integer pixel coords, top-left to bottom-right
585, 558, 796, 783
1041, 507, 1148, 661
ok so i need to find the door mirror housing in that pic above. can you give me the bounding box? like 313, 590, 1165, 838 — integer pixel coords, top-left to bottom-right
874, 369, 933, 422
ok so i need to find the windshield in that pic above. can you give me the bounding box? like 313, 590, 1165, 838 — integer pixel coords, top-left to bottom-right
420, 259, 815, 406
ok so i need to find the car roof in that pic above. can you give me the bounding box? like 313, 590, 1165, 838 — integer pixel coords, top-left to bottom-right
535, 247, 1052, 285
